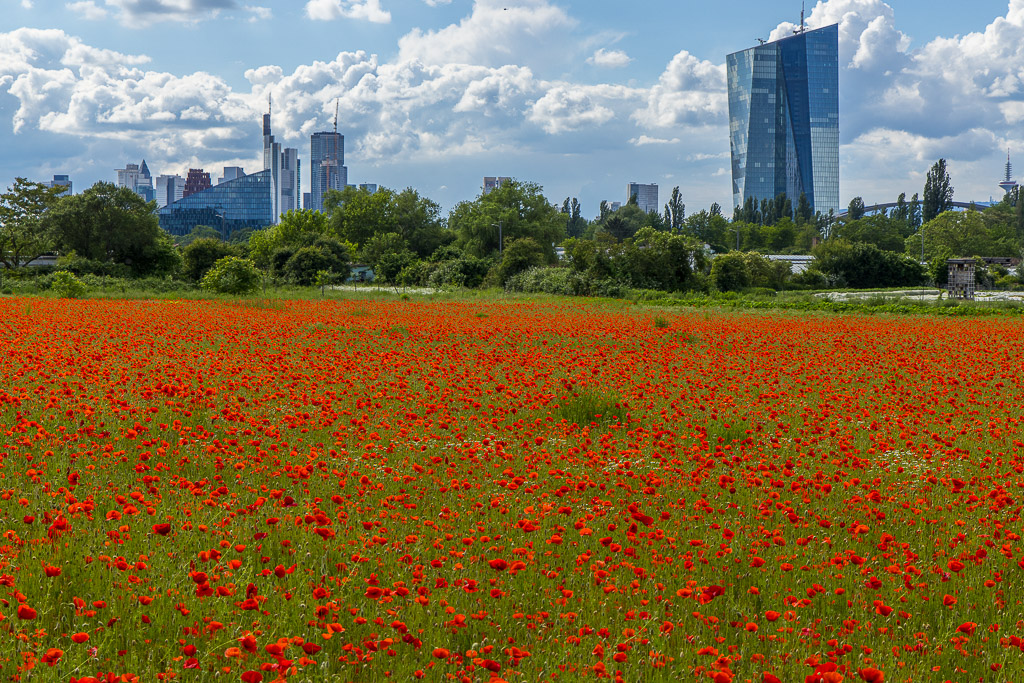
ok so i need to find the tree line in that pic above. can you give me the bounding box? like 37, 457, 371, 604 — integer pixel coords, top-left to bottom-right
3, 157, 1023, 296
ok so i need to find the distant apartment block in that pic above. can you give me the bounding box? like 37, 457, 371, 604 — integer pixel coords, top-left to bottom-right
183, 169, 212, 198
626, 182, 659, 213
483, 176, 511, 195
358, 183, 378, 194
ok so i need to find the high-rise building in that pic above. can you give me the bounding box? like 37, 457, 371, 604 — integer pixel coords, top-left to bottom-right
263, 100, 299, 222
727, 23, 839, 216
358, 183, 378, 194
218, 167, 246, 185
45, 174, 72, 196
303, 192, 311, 210
483, 177, 511, 194
183, 168, 212, 198
310, 131, 346, 213
155, 175, 185, 208
626, 183, 659, 213
116, 160, 154, 201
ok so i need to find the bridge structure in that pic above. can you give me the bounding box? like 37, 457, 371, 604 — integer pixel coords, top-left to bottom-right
836, 201, 992, 219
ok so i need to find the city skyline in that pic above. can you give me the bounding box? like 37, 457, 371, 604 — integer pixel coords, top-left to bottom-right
2, 0, 1023, 216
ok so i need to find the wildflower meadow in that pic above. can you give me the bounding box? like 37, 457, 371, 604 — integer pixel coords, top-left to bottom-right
1, 297, 1022, 683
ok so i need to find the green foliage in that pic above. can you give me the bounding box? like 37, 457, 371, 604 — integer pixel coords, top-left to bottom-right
847, 196, 866, 220
283, 247, 332, 286
182, 238, 235, 282
923, 159, 954, 223
814, 240, 925, 288
44, 182, 178, 276
833, 214, 911, 253
497, 237, 546, 284
616, 227, 706, 292
425, 253, 491, 289
451, 179, 565, 259
175, 225, 223, 248
200, 256, 261, 295
50, 270, 87, 299
911, 210, 1017, 261
711, 252, 784, 292
249, 209, 332, 269
0, 177, 65, 269
663, 186, 685, 232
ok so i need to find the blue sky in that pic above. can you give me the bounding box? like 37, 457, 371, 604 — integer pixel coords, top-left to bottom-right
3, 0, 1024, 217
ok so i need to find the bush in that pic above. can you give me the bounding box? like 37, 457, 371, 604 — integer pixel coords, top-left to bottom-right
504, 267, 589, 296
201, 257, 261, 295
182, 238, 235, 282
51, 270, 87, 299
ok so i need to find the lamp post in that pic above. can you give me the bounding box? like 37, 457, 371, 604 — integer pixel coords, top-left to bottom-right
731, 226, 740, 251
493, 221, 503, 256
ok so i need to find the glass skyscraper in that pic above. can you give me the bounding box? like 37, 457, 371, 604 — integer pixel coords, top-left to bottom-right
310, 131, 346, 213
727, 24, 839, 216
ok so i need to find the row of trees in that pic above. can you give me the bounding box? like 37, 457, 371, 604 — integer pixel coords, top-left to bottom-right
4, 156, 1024, 296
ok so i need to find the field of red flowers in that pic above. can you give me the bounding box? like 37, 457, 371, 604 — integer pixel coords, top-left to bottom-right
0, 297, 1022, 682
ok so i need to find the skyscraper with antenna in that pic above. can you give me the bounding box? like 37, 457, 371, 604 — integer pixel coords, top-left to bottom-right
309, 100, 347, 213
998, 150, 1018, 196
263, 94, 301, 220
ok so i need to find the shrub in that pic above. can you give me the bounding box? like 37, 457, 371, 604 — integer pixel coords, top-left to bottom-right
51, 270, 87, 299
201, 257, 261, 295
182, 238, 235, 282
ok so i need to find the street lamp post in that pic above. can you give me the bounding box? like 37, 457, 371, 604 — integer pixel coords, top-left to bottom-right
731, 227, 740, 251
493, 221, 503, 256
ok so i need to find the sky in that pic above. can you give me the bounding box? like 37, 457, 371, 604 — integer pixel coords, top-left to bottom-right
2, 0, 1023, 218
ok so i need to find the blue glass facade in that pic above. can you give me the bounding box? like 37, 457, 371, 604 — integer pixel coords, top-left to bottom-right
727, 24, 839, 216
158, 170, 273, 237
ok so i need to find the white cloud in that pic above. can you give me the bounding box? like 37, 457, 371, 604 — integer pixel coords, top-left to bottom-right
397, 0, 575, 69
103, 0, 239, 26
244, 5, 270, 21
633, 50, 726, 129
423, 0, 451, 5
629, 135, 680, 146
305, 0, 391, 23
21, 0, 33, 8
66, 1, 109, 19
588, 48, 631, 68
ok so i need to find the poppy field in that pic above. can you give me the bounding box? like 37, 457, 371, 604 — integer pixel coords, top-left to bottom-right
2, 297, 1024, 683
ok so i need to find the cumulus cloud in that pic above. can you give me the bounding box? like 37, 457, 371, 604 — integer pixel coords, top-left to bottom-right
244, 5, 270, 21
633, 50, 726, 129
66, 1, 110, 20
629, 135, 680, 146
588, 48, 631, 68
103, 0, 239, 26
397, 0, 575, 69
21, 0, 33, 8
423, 0, 452, 5
305, 0, 390, 23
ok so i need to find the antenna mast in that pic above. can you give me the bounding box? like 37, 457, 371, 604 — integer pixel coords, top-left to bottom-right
333, 99, 339, 134
801, 2, 805, 32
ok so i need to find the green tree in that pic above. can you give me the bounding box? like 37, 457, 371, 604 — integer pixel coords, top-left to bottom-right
176, 225, 223, 248
44, 182, 178, 276
451, 180, 565, 260
847, 196, 866, 221
182, 238, 235, 282
832, 215, 907, 253
496, 237, 546, 284
909, 193, 922, 229
663, 186, 685, 232
795, 192, 814, 225
710, 252, 751, 292
391, 187, 452, 256
815, 240, 925, 288
201, 256, 261, 294
360, 232, 413, 287
892, 193, 909, 226
0, 178, 65, 269
911, 210, 1013, 261
324, 186, 398, 248
616, 227, 705, 292
284, 247, 335, 286
249, 209, 334, 269
923, 159, 954, 223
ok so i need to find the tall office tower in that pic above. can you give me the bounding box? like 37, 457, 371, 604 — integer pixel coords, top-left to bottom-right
727, 23, 839, 216
280, 148, 300, 214
218, 167, 246, 185
626, 183, 659, 213
116, 160, 154, 200
358, 183, 378, 194
155, 174, 185, 207
116, 163, 141, 190
303, 192, 311, 210
183, 168, 212, 198
310, 131, 346, 212
483, 176, 511, 194
45, 174, 72, 196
